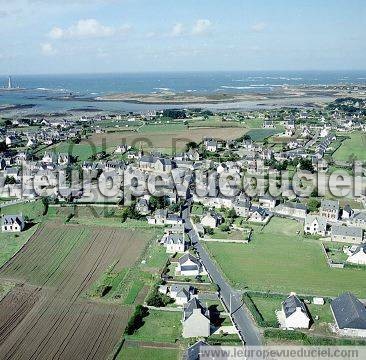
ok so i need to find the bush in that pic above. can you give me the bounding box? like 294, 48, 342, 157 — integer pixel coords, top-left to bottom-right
125, 305, 149, 335
146, 289, 173, 307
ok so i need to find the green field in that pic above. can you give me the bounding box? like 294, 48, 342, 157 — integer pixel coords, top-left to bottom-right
205, 218, 366, 297
0, 226, 39, 267
246, 128, 282, 141
117, 347, 179, 360
0, 200, 45, 222
53, 142, 104, 161
125, 310, 182, 343
333, 132, 366, 161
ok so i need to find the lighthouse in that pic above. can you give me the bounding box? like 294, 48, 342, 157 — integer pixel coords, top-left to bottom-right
8, 76, 12, 89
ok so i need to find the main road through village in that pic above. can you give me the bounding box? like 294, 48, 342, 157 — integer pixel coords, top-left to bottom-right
181, 200, 262, 346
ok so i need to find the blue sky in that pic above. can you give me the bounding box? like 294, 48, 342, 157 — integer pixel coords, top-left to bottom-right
0, 0, 365, 74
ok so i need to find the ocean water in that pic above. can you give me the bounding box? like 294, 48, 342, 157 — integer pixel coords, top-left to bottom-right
0, 71, 365, 113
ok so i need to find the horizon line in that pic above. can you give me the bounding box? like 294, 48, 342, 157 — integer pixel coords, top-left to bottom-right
1, 69, 366, 77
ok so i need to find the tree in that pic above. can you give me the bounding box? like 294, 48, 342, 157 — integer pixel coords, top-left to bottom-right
185, 141, 198, 151
124, 305, 148, 335
146, 289, 173, 307
308, 198, 320, 213
299, 159, 314, 173
204, 227, 214, 235
219, 224, 230, 232
227, 208, 237, 219
4, 176, 16, 185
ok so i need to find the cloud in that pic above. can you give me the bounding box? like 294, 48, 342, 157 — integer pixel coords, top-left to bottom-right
171, 23, 184, 37
41, 43, 57, 56
192, 19, 212, 35
251, 22, 267, 32
48, 19, 126, 39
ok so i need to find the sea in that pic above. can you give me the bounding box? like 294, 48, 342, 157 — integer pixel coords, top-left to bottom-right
0, 71, 365, 114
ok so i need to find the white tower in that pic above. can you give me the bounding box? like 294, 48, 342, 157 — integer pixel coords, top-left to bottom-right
8, 76, 12, 89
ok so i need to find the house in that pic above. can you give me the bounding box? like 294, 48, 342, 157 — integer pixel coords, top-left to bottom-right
176, 254, 202, 277
259, 194, 278, 210
201, 211, 222, 229
331, 225, 363, 244
275, 202, 307, 219
346, 244, 366, 265
350, 212, 366, 228
170, 284, 192, 305
263, 120, 275, 128
204, 138, 218, 152
161, 233, 186, 253
320, 199, 340, 220
135, 198, 150, 215
183, 340, 208, 360
342, 204, 354, 220
115, 144, 128, 154
249, 206, 269, 223
58, 153, 70, 165
42, 152, 57, 164
282, 295, 310, 329
182, 298, 211, 338
331, 292, 366, 337
304, 215, 327, 236
233, 196, 251, 217
1, 214, 25, 232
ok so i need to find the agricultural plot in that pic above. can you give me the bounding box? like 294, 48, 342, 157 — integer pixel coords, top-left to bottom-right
333, 132, 366, 161
0, 223, 152, 359
205, 218, 366, 297
245, 128, 282, 142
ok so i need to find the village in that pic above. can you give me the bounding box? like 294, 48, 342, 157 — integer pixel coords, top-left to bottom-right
1, 97, 366, 358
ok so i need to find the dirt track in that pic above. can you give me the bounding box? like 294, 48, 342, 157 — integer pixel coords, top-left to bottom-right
0, 223, 147, 360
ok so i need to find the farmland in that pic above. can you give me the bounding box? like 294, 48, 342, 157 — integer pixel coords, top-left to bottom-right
205, 218, 366, 297
0, 222, 156, 359
333, 132, 366, 161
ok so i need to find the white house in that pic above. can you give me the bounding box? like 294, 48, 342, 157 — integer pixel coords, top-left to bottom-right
161, 233, 186, 254
170, 284, 191, 305
304, 215, 327, 236
282, 295, 310, 329
1, 214, 25, 232
346, 244, 366, 265
176, 254, 202, 277
182, 298, 211, 338
201, 211, 222, 229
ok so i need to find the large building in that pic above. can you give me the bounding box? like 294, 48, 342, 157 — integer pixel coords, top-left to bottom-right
320, 199, 340, 221
331, 292, 366, 337
1, 214, 25, 232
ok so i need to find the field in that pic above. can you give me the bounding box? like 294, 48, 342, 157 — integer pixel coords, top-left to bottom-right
245, 128, 282, 142
0, 200, 45, 222
333, 132, 366, 161
83, 125, 248, 153
117, 347, 179, 360
0, 222, 155, 359
205, 217, 366, 297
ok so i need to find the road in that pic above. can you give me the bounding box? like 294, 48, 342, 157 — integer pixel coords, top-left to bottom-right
181, 200, 262, 345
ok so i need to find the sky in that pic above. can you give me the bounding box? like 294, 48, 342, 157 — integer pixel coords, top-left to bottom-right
0, 0, 365, 75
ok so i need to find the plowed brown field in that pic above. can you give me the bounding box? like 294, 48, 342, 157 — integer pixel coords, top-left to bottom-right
0, 223, 148, 360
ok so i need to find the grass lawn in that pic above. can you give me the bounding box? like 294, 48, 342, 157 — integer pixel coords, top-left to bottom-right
124, 280, 144, 305
246, 128, 282, 142
333, 132, 366, 161
205, 228, 248, 241
52, 142, 104, 161
0, 200, 45, 223
117, 347, 179, 360
126, 310, 182, 343
0, 225, 39, 267
191, 204, 204, 215
205, 217, 366, 297
141, 241, 169, 271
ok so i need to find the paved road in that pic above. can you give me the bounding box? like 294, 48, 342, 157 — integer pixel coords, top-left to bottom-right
181, 201, 262, 346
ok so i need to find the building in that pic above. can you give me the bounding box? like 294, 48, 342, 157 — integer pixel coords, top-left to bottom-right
320, 199, 340, 220
1, 214, 25, 232
170, 284, 192, 305
275, 202, 307, 219
201, 211, 222, 229
182, 298, 211, 338
176, 254, 202, 277
331, 292, 366, 337
331, 225, 363, 244
161, 233, 186, 253
304, 215, 327, 236
183, 340, 208, 360
346, 244, 366, 265
282, 295, 310, 329
342, 204, 354, 220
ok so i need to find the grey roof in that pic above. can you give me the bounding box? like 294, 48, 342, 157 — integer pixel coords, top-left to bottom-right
283, 202, 307, 211
321, 199, 339, 211
164, 234, 184, 245
183, 298, 207, 320
282, 295, 308, 318
343, 204, 353, 214
1, 214, 24, 226
353, 212, 366, 222
331, 293, 366, 330
352, 243, 366, 256
305, 215, 327, 230
179, 253, 200, 267
171, 284, 190, 298
184, 340, 208, 360
332, 225, 363, 238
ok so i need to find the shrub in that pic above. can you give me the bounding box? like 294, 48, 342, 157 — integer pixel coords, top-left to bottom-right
125, 305, 149, 335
